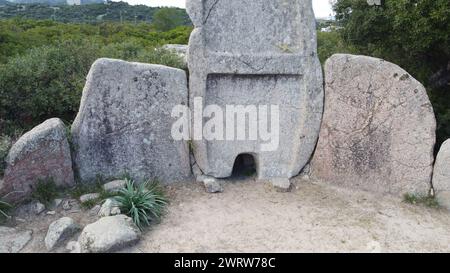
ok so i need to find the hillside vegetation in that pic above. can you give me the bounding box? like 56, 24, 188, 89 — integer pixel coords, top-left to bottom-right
0, 18, 192, 136
0, 1, 191, 24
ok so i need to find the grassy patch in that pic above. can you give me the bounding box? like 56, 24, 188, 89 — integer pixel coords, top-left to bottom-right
403, 193, 440, 209
114, 179, 168, 230
31, 178, 59, 206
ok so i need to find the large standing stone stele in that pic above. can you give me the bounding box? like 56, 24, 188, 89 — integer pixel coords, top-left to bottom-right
432, 139, 450, 209
71, 58, 191, 184
1, 118, 74, 203
311, 54, 436, 195
187, 0, 324, 181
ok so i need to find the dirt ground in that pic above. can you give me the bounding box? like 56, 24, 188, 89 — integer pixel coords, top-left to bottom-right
7, 176, 450, 253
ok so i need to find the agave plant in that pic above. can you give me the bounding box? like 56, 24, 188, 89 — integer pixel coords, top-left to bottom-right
114, 179, 168, 230
0, 199, 11, 219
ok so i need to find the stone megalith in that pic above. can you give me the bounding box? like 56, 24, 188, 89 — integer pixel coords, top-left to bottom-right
432, 139, 450, 209
311, 54, 436, 195
1, 118, 74, 203
71, 58, 191, 184
186, 0, 324, 183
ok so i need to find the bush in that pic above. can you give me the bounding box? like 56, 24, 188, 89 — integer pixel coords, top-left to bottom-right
100, 41, 186, 70
0, 40, 99, 135
0, 19, 192, 136
114, 179, 167, 230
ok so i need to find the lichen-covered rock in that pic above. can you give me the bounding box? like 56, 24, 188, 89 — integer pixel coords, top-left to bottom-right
45, 217, 80, 250
432, 139, 450, 209
311, 54, 436, 195
71, 58, 191, 184
0, 118, 74, 203
187, 0, 323, 183
78, 215, 140, 253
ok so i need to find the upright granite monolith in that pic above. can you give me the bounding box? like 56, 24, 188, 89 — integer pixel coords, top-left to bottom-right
186, 0, 324, 185
311, 54, 436, 195
71, 58, 191, 184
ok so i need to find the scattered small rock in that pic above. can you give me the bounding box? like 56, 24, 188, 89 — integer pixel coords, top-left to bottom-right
45, 217, 80, 251
79, 193, 100, 203
271, 178, 292, 192
0, 227, 33, 253
89, 205, 101, 216
66, 241, 81, 253
98, 199, 121, 217
78, 215, 141, 253
46, 211, 56, 215
62, 200, 72, 210
103, 180, 126, 193
202, 177, 223, 193
52, 199, 63, 209
34, 202, 45, 215
15, 217, 26, 223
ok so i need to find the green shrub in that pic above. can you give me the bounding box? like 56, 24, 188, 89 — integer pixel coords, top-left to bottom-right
0, 39, 100, 134
403, 193, 440, 209
31, 178, 59, 206
114, 179, 167, 230
100, 41, 186, 70
0, 135, 13, 176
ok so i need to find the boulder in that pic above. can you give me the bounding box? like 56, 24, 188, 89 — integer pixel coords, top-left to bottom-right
0, 118, 74, 203
0, 227, 32, 253
78, 215, 141, 253
432, 139, 450, 209
311, 54, 436, 195
71, 58, 191, 184
45, 217, 80, 250
187, 0, 323, 184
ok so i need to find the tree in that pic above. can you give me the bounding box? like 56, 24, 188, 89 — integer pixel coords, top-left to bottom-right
152, 8, 185, 32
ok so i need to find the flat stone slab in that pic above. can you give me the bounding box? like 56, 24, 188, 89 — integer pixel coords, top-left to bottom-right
71, 58, 191, 184
187, 0, 323, 181
311, 54, 436, 195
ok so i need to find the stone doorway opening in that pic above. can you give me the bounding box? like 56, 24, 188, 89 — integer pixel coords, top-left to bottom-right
231, 154, 257, 179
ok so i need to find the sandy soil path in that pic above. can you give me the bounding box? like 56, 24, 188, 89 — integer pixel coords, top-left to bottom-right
9, 177, 450, 253
125, 177, 450, 253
